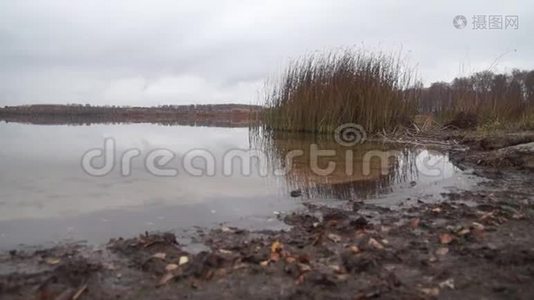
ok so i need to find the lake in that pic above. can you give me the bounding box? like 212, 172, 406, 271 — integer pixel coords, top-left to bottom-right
0, 122, 467, 249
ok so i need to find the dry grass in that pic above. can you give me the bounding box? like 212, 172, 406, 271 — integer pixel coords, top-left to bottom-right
262, 48, 420, 134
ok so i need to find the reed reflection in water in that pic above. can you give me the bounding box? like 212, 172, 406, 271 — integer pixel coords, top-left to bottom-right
252, 130, 457, 200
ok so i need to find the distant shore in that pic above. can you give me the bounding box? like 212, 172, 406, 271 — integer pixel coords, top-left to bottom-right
0, 104, 262, 126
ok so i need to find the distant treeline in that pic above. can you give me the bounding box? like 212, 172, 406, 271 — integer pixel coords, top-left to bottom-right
0, 103, 262, 116
420, 69, 534, 126
0, 104, 263, 126
0, 114, 254, 127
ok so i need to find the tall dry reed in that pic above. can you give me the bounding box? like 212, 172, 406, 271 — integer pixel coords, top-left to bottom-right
262, 49, 420, 133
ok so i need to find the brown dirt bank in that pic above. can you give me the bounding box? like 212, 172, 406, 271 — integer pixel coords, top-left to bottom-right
1, 130, 534, 300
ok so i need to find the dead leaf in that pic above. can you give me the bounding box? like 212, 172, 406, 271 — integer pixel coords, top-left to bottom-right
471, 222, 485, 231
439, 233, 454, 244
327, 233, 342, 243
270, 252, 280, 262
157, 273, 175, 287
297, 263, 311, 273
269, 241, 284, 261
512, 213, 525, 220
72, 284, 87, 300
152, 252, 166, 260
355, 231, 367, 239
214, 268, 227, 277
271, 241, 283, 253
380, 226, 391, 233
285, 256, 296, 264
233, 263, 248, 270
435, 247, 449, 256
165, 264, 179, 272
368, 238, 384, 250
204, 270, 215, 280
45, 257, 61, 265
458, 228, 471, 236
350, 245, 360, 253
439, 278, 455, 289
221, 226, 234, 233
329, 265, 342, 273
178, 256, 189, 266
336, 274, 349, 281
409, 218, 420, 229
420, 287, 440, 296
479, 211, 495, 221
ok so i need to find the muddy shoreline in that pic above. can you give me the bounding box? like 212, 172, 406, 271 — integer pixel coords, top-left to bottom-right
1, 130, 534, 299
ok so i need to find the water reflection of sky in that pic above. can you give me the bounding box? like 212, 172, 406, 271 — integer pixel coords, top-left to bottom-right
0, 122, 463, 248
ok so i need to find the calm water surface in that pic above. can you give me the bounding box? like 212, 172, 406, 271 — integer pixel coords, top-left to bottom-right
0, 122, 468, 249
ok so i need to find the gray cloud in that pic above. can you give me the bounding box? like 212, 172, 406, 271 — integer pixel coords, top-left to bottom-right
0, 0, 532, 106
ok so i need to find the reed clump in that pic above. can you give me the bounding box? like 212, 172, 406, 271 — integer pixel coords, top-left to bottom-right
263, 49, 420, 134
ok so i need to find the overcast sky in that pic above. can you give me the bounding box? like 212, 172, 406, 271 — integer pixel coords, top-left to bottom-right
0, 0, 532, 106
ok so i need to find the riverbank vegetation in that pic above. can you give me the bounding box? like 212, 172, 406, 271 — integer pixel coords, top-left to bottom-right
420, 70, 534, 130
262, 49, 419, 134
262, 48, 534, 133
